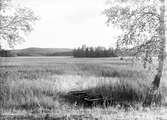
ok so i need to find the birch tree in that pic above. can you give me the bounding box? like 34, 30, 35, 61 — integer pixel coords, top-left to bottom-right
104, 0, 166, 106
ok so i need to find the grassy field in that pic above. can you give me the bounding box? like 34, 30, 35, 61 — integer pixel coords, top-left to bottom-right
0, 56, 167, 119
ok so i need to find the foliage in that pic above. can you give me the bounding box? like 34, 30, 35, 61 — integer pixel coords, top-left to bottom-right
103, 0, 162, 58
0, 0, 38, 48
73, 45, 117, 57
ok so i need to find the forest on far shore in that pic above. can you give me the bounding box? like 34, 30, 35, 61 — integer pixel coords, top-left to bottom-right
73, 45, 117, 57
0, 45, 165, 57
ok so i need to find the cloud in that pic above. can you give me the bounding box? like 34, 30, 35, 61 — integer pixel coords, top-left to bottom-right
12, 0, 119, 49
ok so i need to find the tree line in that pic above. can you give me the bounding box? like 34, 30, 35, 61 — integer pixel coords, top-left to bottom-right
0, 50, 16, 57
73, 45, 117, 57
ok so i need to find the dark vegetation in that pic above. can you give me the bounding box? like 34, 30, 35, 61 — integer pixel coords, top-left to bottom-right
73, 45, 117, 57
73, 44, 164, 58
62, 80, 148, 108
1, 45, 163, 57
0, 46, 117, 57
0, 50, 16, 57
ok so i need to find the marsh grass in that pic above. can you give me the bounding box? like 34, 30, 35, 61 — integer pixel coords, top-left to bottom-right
61, 76, 150, 108
0, 57, 166, 113
7, 79, 57, 109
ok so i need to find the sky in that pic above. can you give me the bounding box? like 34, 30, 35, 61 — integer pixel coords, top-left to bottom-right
3, 0, 120, 49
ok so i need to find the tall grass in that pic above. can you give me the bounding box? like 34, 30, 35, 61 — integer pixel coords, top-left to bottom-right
0, 57, 166, 112
0, 72, 10, 111
7, 79, 59, 110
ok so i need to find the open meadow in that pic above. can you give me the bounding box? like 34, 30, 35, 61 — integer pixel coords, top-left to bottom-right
0, 56, 167, 120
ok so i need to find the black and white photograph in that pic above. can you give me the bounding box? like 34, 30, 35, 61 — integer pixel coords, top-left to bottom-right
0, 0, 167, 119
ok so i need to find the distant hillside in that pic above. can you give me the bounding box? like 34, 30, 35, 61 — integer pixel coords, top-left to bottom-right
11, 47, 73, 56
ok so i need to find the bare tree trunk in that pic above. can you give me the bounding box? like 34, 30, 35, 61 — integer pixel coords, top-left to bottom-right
0, 0, 2, 116
143, 50, 149, 69
143, 0, 166, 106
